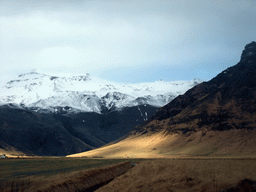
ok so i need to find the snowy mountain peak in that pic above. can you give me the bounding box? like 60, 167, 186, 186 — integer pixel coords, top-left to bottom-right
15, 72, 91, 81
0, 72, 203, 113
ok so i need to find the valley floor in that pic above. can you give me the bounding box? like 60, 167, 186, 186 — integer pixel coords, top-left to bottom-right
0, 157, 256, 192
96, 158, 256, 192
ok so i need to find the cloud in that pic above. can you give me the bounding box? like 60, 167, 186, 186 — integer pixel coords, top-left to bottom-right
0, 0, 256, 83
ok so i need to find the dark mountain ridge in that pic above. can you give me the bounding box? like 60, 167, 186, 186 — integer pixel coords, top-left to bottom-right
0, 104, 157, 156
140, 41, 256, 134
66, 42, 256, 158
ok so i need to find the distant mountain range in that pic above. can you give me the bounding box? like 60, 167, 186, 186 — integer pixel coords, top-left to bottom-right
0, 72, 201, 114
69, 41, 256, 158
0, 71, 201, 156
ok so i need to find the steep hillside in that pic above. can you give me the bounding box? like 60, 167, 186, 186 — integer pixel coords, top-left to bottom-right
0, 62, 202, 156
141, 41, 256, 134
69, 41, 256, 158
0, 104, 157, 156
0, 105, 92, 156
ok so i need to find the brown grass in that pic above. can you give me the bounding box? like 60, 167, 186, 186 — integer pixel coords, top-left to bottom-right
0, 148, 26, 158
2, 128, 256, 191
1, 158, 255, 191
0, 161, 134, 192
0, 157, 136, 182
96, 158, 256, 192
68, 129, 256, 159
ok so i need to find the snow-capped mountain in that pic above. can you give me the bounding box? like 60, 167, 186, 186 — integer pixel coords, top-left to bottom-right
0, 72, 202, 113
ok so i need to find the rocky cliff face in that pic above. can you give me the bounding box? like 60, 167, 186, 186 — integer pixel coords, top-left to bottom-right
139, 41, 256, 134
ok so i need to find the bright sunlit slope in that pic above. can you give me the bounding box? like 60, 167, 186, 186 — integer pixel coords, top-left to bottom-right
68, 42, 256, 159
67, 129, 256, 158
0, 141, 26, 157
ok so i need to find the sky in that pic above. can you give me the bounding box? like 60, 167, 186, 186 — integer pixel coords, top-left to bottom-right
0, 0, 256, 83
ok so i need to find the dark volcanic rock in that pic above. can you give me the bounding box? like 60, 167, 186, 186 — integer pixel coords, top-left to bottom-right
140, 41, 256, 133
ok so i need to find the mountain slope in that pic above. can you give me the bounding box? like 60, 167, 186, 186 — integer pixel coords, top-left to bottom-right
69, 41, 256, 158
0, 68, 202, 156
142, 41, 256, 134
0, 104, 158, 156
0, 75, 200, 156
0, 105, 92, 156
